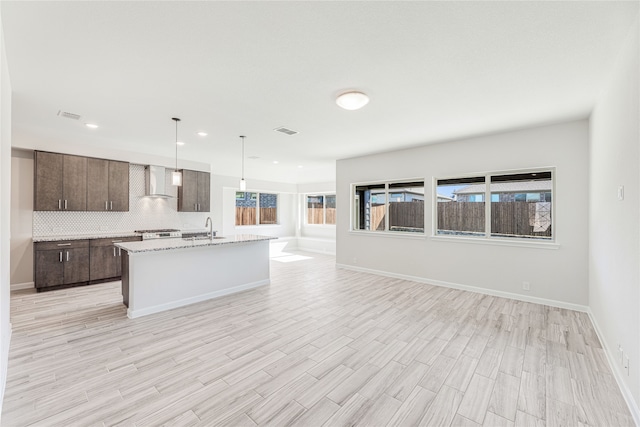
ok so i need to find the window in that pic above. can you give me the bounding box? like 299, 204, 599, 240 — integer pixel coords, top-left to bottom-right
490, 172, 552, 239
436, 176, 485, 237
436, 170, 553, 240
235, 192, 278, 226
353, 180, 424, 233
307, 194, 336, 225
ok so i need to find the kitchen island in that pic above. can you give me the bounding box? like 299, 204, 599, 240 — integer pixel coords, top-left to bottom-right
115, 234, 276, 318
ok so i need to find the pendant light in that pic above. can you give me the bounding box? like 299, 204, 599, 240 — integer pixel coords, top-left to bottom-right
239, 135, 246, 191
172, 117, 182, 186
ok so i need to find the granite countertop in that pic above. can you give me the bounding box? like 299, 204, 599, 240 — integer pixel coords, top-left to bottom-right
114, 234, 277, 254
33, 232, 142, 243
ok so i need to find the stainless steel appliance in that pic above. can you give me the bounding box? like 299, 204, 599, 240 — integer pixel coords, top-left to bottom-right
135, 229, 182, 240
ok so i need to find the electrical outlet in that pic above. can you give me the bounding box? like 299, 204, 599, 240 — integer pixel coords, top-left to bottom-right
522, 281, 531, 291
618, 185, 624, 201
619, 345, 624, 364
624, 355, 630, 376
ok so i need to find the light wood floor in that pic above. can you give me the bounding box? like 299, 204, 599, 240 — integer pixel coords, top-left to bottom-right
2, 251, 633, 426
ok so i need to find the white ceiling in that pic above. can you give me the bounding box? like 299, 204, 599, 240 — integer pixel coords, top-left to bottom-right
2, 1, 638, 184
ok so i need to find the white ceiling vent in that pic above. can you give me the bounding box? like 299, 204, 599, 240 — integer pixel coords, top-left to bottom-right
57, 110, 81, 120
274, 126, 298, 136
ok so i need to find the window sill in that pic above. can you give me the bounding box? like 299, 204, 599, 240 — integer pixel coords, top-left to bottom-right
349, 230, 426, 240
304, 224, 337, 228
429, 235, 559, 249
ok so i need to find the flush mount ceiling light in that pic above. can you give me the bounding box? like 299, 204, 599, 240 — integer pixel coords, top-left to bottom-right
197, 131, 208, 137
176, 141, 185, 146
171, 118, 182, 186
85, 123, 98, 129
336, 91, 369, 110
239, 136, 246, 191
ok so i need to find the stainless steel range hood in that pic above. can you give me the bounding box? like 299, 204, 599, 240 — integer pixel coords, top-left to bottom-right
144, 165, 174, 198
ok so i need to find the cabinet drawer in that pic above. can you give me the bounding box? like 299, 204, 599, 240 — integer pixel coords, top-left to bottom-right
35, 240, 90, 251
90, 236, 141, 247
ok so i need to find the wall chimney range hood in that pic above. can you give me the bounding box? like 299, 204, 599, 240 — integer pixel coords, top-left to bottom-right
144, 165, 174, 198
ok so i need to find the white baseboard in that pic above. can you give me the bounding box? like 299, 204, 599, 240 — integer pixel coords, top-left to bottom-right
127, 279, 270, 319
587, 310, 640, 426
10, 282, 34, 291
336, 263, 589, 312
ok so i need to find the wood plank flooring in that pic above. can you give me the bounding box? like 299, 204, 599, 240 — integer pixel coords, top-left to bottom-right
2, 251, 633, 426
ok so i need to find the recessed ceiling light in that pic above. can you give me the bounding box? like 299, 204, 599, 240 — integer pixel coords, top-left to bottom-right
273, 161, 279, 164
298, 165, 303, 168
85, 123, 98, 129
197, 131, 208, 137
176, 141, 185, 146
336, 91, 369, 110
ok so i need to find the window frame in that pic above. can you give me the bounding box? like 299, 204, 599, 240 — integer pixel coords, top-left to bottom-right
305, 193, 336, 226
432, 167, 557, 247
350, 178, 426, 235
234, 191, 279, 227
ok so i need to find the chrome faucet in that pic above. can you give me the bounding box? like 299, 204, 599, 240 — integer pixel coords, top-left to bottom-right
205, 217, 213, 240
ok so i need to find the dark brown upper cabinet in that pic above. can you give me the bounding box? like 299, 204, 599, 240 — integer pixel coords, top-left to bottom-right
35, 151, 129, 212
34, 151, 87, 211
87, 158, 129, 211
178, 169, 210, 212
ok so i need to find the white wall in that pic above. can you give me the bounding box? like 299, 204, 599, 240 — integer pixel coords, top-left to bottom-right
589, 15, 640, 420
0, 9, 11, 412
337, 120, 589, 308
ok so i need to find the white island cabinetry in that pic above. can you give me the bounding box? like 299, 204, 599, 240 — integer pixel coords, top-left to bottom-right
115, 234, 276, 318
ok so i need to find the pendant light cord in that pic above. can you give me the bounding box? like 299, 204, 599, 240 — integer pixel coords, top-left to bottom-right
175, 119, 178, 171
241, 136, 245, 180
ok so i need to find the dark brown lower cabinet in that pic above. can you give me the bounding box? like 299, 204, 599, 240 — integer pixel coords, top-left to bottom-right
35, 236, 142, 291
34, 240, 90, 290
89, 236, 141, 282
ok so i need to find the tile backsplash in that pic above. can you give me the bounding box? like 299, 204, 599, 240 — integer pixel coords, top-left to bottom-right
33, 164, 211, 237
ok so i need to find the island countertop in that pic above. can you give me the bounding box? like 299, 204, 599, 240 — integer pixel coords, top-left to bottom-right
114, 234, 277, 254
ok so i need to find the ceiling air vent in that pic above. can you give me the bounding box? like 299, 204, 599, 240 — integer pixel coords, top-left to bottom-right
57, 110, 81, 120
274, 126, 298, 136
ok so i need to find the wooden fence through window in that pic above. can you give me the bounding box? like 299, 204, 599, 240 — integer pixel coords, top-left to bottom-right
235, 207, 278, 225
307, 208, 336, 225
367, 201, 552, 237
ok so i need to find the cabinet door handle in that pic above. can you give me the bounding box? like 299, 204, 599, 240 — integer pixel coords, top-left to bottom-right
110, 201, 113, 210
118, 248, 122, 256
111, 240, 122, 243
113, 247, 116, 256
58, 200, 62, 210
64, 200, 68, 210
59, 251, 63, 262
66, 251, 70, 262
194, 203, 197, 211
57, 243, 71, 246
105, 201, 108, 210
